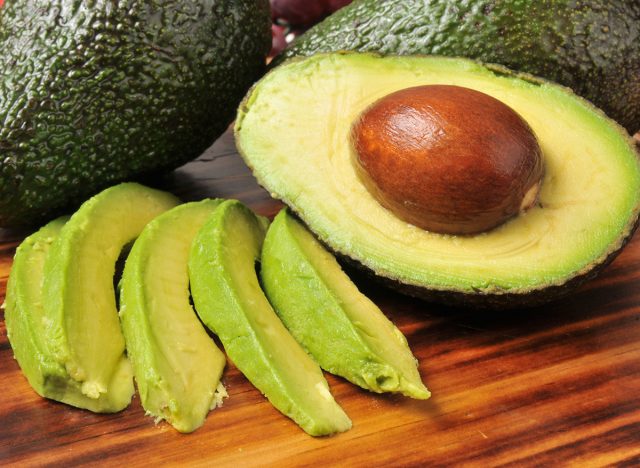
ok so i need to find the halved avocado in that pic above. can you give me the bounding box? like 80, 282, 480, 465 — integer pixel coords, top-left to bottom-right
236, 53, 640, 308
41, 183, 179, 410
261, 208, 429, 399
188, 200, 352, 436
119, 200, 227, 433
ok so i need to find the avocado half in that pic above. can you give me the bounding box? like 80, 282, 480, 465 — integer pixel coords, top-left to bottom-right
235, 53, 640, 308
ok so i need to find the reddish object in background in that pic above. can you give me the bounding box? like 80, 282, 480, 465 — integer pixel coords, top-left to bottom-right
325, 0, 353, 11
0, 0, 4, 8
271, 0, 326, 27
269, 0, 353, 56
270, 0, 353, 27
271, 24, 288, 57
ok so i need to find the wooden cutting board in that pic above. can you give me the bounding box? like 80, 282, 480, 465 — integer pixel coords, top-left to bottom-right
1, 131, 639, 466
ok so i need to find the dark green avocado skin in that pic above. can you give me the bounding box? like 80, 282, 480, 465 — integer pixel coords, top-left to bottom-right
0, 0, 271, 227
280, 0, 640, 135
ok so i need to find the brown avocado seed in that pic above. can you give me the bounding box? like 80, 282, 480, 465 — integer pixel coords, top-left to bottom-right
350, 85, 544, 235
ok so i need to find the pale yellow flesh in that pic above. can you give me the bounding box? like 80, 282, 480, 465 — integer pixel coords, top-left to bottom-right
188, 200, 352, 436
5, 217, 134, 412
120, 200, 227, 433
261, 209, 429, 399
42, 183, 179, 405
236, 54, 640, 292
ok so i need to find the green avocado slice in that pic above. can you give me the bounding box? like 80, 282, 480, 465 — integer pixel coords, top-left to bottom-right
41, 183, 179, 411
261, 209, 430, 399
188, 200, 352, 436
4, 217, 120, 410
5, 218, 68, 394
235, 53, 640, 308
119, 200, 227, 433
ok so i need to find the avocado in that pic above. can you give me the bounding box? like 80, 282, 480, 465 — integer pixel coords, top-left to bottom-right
280, 0, 640, 134
0, 0, 271, 227
188, 200, 352, 436
261, 209, 430, 399
4, 217, 125, 411
5, 218, 68, 396
40, 183, 179, 410
235, 53, 640, 308
119, 200, 227, 433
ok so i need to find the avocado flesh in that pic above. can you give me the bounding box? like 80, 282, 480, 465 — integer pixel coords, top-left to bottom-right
41, 183, 179, 410
261, 209, 430, 399
281, 0, 640, 134
236, 53, 640, 306
4, 217, 122, 410
119, 200, 227, 433
5, 219, 68, 393
0, 0, 271, 227
188, 200, 352, 436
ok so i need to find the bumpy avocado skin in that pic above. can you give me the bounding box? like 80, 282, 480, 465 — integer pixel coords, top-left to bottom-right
281, 0, 640, 134
0, 0, 271, 227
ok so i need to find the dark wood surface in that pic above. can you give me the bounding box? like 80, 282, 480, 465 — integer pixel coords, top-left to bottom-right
1, 131, 639, 467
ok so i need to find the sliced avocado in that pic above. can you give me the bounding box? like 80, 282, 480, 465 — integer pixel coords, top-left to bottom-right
41, 183, 179, 411
4, 217, 114, 409
261, 209, 430, 399
119, 200, 227, 433
236, 53, 640, 308
281, 0, 640, 134
5, 218, 68, 394
0, 0, 271, 228
188, 200, 352, 436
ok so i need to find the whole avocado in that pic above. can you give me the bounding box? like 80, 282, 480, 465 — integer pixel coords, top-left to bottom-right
0, 0, 271, 227
280, 0, 640, 135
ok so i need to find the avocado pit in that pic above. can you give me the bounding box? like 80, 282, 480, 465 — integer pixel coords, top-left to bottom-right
350, 85, 544, 235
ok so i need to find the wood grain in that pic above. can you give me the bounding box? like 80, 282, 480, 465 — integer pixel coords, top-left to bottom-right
1, 131, 639, 466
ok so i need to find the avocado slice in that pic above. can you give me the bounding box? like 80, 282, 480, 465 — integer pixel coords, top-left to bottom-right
4, 217, 116, 410
261, 209, 430, 399
280, 0, 640, 134
188, 200, 352, 436
119, 200, 227, 433
0, 0, 271, 227
41, 183, 179, 411
236, 53, 640, 308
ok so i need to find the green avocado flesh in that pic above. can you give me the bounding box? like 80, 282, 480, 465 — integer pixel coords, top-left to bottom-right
39, 183, 179, 411
0, 0, 271, 227
188, 200, 352, 436
119, 200, 227, 433
4, 217, 113, 410
261, 209, 429, 399
236, 53, 640, 306
281, 0, 640, 134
